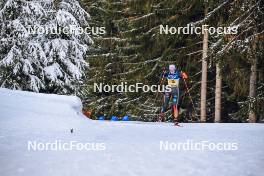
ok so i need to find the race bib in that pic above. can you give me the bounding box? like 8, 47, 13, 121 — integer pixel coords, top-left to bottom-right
168, 79, 179, 87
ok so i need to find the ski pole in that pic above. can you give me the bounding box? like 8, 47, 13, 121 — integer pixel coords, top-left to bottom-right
154, 67, 166, 103
183, 78, 198, 118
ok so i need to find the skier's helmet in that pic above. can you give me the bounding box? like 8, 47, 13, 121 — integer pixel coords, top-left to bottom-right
169, 64, 176, 72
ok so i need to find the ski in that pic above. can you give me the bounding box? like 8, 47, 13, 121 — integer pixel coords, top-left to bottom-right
174, 123, 183, 127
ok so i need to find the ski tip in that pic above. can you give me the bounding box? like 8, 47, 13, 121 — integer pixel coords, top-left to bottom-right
173, 124, 183, 127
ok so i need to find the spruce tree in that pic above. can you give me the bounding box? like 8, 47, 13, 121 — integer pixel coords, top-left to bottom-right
81, 0, 263, 122
0, 0, 93, 94
82, 0, 204, 121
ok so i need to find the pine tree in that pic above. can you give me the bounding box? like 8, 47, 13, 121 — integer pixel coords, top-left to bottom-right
215, 62, 222, 122
200, 2, 209, 122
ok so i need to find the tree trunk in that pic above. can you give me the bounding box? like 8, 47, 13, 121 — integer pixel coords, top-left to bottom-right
214, 16, 223, 123
214, 63, 222, 122
200, 5, 208, 122
248, 36, 258, 123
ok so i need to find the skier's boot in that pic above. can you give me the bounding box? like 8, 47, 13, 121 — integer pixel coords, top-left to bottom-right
174, 119, 179, 126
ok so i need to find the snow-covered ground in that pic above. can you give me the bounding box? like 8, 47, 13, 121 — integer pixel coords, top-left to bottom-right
0, 88, 263, 176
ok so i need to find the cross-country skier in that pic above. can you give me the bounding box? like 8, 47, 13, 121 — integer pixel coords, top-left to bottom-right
159, 64, 188, 125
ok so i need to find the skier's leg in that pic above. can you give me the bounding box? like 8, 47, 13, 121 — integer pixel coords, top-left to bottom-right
177, 87, 180, 106
161, 92, 170, 113
159, 92, 170, 121
172, 87, 179, 123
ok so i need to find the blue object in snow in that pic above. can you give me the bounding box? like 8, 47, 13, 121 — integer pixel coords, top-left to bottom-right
122, 115, 129, 121
98, 116, 105, 120
111, 116, 118, 121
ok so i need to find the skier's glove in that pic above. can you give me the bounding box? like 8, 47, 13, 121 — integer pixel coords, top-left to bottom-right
181, 72, 188, 79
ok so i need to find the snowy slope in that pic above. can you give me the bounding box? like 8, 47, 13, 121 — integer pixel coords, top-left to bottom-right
0, 88, 89, 131
0, 88, 264, 176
